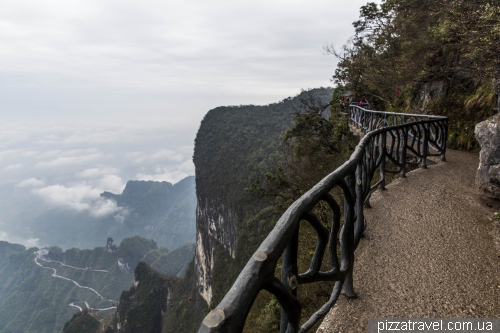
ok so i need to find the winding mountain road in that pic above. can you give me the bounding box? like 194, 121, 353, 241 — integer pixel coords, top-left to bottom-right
34, 251, 118, 313
68, 301, 89, 312
36, 255, 109, 273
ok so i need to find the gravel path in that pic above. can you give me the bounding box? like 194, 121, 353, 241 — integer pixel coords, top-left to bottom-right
318, 149, 500, 333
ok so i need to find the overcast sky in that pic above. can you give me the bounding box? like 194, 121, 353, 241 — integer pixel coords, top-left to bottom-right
0, 0, 378, 121
0, 0, 380, 242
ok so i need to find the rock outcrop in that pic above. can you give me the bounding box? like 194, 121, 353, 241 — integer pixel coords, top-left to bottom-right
194, 198, 238, 302
475, 113, 500, 198
192, 88, 333, 305
414, 80, 448, 112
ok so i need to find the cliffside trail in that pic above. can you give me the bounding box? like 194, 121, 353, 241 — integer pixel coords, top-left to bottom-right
318, 149, 500, 332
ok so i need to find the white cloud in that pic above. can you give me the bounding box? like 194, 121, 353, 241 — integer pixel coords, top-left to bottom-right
0, 0, 365, 93
0, 0, 377, 124
22, 150, 39, 157
0, 231, 40, 248
127, 148, 185, 164
35, 184, 100, 211
76, 167, 120, 179
39, 150, 62, 158
33, 173, 126, 217
0, 119, 197, 189
89, 197, 126, 218
98, 175, 125, 193
35, 135, 60, 145
179, 159, 195, 173
136, 170, 189, 183
35, 152, 103, 167
135, 158, 194, 183
0, 149, 22, 160
5, 163, 22, 171
17, 178, 44, 187
113, 207, 130, 224
151, 149, 184, 162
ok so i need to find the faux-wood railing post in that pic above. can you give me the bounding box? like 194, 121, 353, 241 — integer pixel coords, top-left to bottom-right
280, 229, 299, 333
400, 127, 408, 178
341, 173, 357, 299
441, 120, 448, 162
379, 133, 387, 190
421, 123, 429, 168
354, 163, 364, 249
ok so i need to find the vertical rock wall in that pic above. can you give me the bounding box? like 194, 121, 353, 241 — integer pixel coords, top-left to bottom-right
192, 88, 333, 306
475, 113, 500, 198
194, 198, 237, 304
414, 80, 448, 112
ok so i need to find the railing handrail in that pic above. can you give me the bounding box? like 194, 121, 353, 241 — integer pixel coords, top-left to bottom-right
198, 106, 448, 333
351, 106, 447, 120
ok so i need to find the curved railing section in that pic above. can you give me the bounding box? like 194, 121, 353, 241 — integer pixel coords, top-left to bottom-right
198, 106, 448, 333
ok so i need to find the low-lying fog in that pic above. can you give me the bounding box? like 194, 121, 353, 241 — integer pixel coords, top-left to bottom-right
0, 118, 196, 248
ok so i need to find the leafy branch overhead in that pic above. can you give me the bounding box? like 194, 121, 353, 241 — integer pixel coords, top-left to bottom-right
285, 90, 353, 157
326, 0, 499, 150
327, 0, 500, 108
246, 90, 356, 212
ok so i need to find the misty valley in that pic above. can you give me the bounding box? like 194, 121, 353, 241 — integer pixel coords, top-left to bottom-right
0, 88, 339, 333
1, 1, 499, 330
0, 176, 197, 333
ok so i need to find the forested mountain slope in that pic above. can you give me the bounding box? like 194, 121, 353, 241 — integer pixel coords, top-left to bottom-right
193, 88, 333, 306
27, 176, 196, 251
330, 0, 499, 149
102, 176, 197, 250
0, 236, 194, 333
53, 2, 500, 331
88, 88, 338, 333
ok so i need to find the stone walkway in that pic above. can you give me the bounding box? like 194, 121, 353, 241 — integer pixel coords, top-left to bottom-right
318, 149, 500, 333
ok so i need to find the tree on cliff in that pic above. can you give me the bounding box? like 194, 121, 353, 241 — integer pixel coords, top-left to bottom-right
246, 88, 356, 212
327, 0, 499, 148
330, 0, 499, 100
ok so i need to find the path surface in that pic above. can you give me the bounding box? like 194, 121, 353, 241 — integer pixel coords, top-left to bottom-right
318, 150, 500, 332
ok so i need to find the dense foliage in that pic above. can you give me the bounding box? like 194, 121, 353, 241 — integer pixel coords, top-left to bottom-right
0, 241, 130, 333
161, 260, 207, 333
190, 87, 361, 332
0, 235, 195, 333
115, 262, 170, 333
240, 90, 359, 332
193, 87, 334, 302
329, 0, 499, 149
117, 235, 158, 269
63, 309, 101, 333
100, 259, 206, 333
149, 243, 195, 277
247, 90, 356, 213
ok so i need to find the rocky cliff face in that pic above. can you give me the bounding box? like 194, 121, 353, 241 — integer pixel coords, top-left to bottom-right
414, 80, 448, 112
197, 199, 237, 258
475, 113, 500, 198
194, 198, 238, 302
192, 88, 333, 305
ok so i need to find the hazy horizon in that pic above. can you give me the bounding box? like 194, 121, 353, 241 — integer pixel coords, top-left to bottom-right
0, 0, 381, 248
